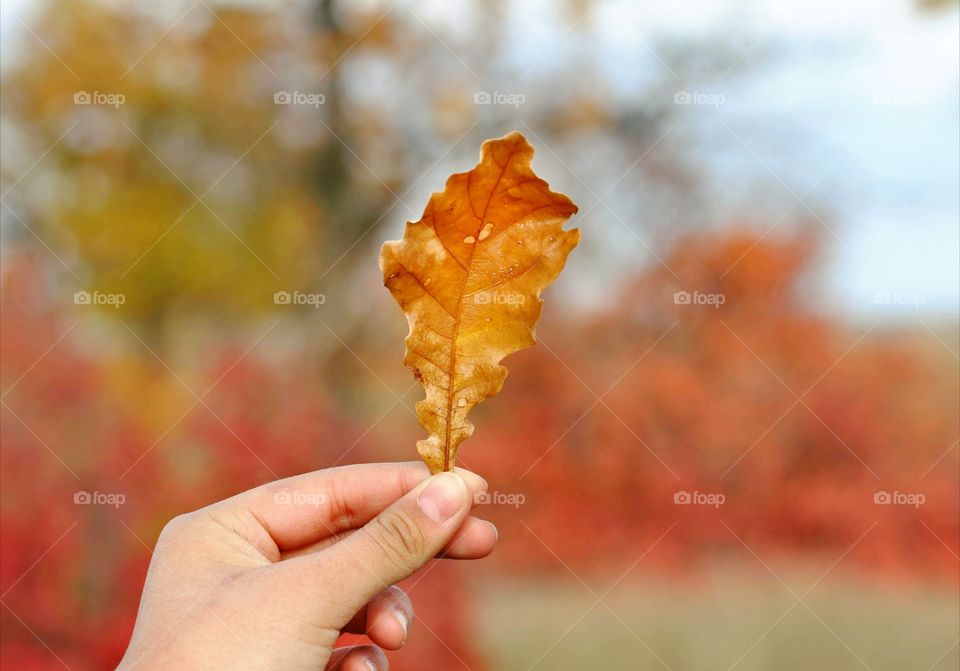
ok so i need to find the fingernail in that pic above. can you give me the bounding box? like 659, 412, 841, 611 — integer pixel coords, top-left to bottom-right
394, 609, 408, 643
364, 659, 378, 671
485, 520, 499, 541
417, 472, 465, 523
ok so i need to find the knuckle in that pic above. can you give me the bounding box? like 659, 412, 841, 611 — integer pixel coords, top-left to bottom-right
159, 512, 195, 538
156, 510, 205, 547
368, 509, 427, 571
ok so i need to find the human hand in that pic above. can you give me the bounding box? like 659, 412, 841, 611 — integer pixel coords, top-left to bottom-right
118, 462, 496, 670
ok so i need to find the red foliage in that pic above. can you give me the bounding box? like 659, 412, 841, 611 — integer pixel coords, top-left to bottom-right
470, 231, 958, 581
2, 230, 957, 668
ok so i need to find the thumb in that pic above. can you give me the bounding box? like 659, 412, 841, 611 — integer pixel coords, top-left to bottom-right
296, 471, 473, 625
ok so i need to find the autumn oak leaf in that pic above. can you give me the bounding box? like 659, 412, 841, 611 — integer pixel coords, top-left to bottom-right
380, 131, 580, 473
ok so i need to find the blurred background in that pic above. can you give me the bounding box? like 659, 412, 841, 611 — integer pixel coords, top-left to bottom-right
1, 0, 958, 668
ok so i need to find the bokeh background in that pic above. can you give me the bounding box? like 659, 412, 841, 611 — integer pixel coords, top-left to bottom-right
1, 0, 958, 669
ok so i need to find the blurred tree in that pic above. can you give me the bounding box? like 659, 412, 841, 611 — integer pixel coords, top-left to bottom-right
1, 0, 756, 347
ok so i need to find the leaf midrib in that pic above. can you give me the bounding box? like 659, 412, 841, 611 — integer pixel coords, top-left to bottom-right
441, 146, 518, 471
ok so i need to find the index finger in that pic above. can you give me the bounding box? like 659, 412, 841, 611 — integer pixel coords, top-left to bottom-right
225, 461, 486, 553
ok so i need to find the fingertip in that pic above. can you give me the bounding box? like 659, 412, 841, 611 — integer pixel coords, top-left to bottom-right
484, 519, 499, 543
326, 644, 388, 671
365, 586, 412, 650
452, 467, 487, 493
394, 608, 409, 646
365, 613, 406, 651
415, 471, 471, 524
438, 516, 498, 559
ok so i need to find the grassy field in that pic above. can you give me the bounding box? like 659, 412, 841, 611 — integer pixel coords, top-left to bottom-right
475, 565, 959, 671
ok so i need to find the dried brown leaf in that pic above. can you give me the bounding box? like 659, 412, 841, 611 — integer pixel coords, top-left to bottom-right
380, 131, 579, 473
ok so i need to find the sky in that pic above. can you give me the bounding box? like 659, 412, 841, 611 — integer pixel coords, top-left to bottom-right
517, 0, 959, 316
